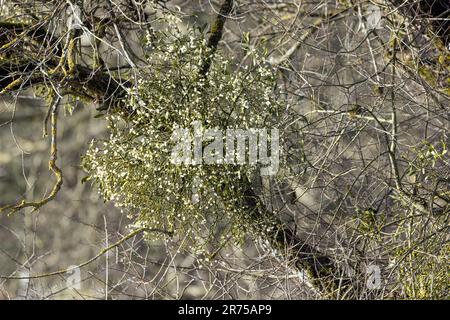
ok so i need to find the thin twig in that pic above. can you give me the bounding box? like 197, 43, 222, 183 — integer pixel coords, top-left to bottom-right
0, 227, 173, 280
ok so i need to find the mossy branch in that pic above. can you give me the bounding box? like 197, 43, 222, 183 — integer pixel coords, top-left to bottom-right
196, 1, 351, 296
0, 95, 63, 215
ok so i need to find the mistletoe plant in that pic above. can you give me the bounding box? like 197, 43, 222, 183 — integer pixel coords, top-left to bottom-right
83, 19, 283, 256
